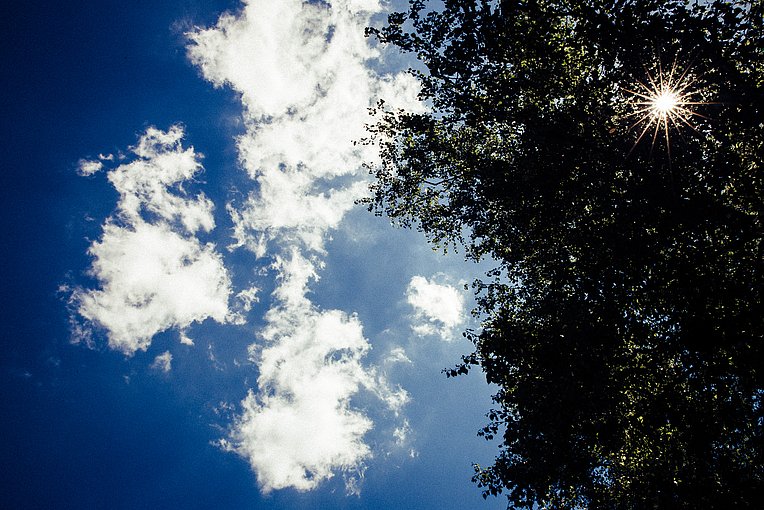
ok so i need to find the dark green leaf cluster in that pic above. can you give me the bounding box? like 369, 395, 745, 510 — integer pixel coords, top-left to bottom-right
365, 0, 763, 508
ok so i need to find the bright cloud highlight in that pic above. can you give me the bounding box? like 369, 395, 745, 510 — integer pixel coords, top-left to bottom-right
71, 126, 231, 356
407, 275, 466, 341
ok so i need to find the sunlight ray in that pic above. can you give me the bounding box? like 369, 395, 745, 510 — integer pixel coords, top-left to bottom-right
623, 59, 713, 155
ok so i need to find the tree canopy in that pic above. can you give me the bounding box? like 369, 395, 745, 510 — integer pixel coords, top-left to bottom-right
365, 0, 763, 508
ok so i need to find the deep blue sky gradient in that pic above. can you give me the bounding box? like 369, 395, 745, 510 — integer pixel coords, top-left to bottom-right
0, 2, 506, 508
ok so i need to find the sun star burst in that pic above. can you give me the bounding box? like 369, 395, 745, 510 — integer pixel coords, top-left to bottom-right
623, 59, 708, 157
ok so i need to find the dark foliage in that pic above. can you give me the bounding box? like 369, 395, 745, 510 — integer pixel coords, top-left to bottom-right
364, 0, 763, 507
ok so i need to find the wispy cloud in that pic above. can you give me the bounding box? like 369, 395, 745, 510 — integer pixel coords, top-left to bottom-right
151, 350, 173, 372
407, 275, 466, 341
187, 0, 419, 492
70, 126, 232, 356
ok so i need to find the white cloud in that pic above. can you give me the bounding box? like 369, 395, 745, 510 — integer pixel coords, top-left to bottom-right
71, 126, 232, 356
188, 0, 422, 256
407, 276, 466, 341
107, 126, 216, 235
179, 329, 195, 346
77, 159, 103, 176
187, 0, 392, 121
235, 286, 259, 312
151, 351, 173, 372
227, 174, 367, 256
186, 0, 422, 493
226, 250, 408, 493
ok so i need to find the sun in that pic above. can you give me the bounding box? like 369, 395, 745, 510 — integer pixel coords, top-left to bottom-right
653, 91, 678, 113
623, 59, 708, 156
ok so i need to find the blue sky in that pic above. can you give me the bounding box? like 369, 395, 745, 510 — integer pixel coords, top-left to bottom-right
1, 1, 506, 508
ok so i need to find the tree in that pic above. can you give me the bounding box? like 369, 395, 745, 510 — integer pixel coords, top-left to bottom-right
364, 1, 763, 508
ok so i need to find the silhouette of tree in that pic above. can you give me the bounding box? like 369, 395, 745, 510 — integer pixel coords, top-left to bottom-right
365, 1, 763, 507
